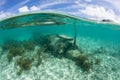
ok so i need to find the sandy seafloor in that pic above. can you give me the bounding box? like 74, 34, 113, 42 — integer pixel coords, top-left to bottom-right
0, 37, 120, 80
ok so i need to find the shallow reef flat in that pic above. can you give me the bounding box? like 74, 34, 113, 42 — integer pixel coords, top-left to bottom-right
0, 35, 120, 80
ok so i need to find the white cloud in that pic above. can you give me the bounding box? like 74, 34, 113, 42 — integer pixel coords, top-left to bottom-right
105, 0, 120, 13
85, 0, 92, 2
18, 1, 73, 12
0, 11, 11, 18
75, 0, 88, 8
37, 1, 72, 10
30, 6, 39, 11
18, 5, 40, 12
18, 6, 30, 12
80, 6, 115, 19
79, 5, 120, 23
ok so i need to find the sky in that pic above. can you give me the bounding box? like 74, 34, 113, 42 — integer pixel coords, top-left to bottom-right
0, 0, 120, 23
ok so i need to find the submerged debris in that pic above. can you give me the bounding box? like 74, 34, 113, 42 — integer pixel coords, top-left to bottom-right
53, 41, 73, 58
33, 34, 75, 58
57, 35, 73, 41
51, 35, 74, 58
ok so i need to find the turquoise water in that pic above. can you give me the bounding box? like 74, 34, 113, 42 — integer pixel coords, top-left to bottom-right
76, 21, 120, 44
0, 25, 74, 44
0, 12, 120, 80
0, 12, 76, 45
0, 12, 120, 45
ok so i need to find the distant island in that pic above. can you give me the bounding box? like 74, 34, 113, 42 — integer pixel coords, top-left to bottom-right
101, 19, 112, 22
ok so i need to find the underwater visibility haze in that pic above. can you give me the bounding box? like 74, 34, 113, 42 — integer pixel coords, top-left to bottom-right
0, 12, 120, 80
